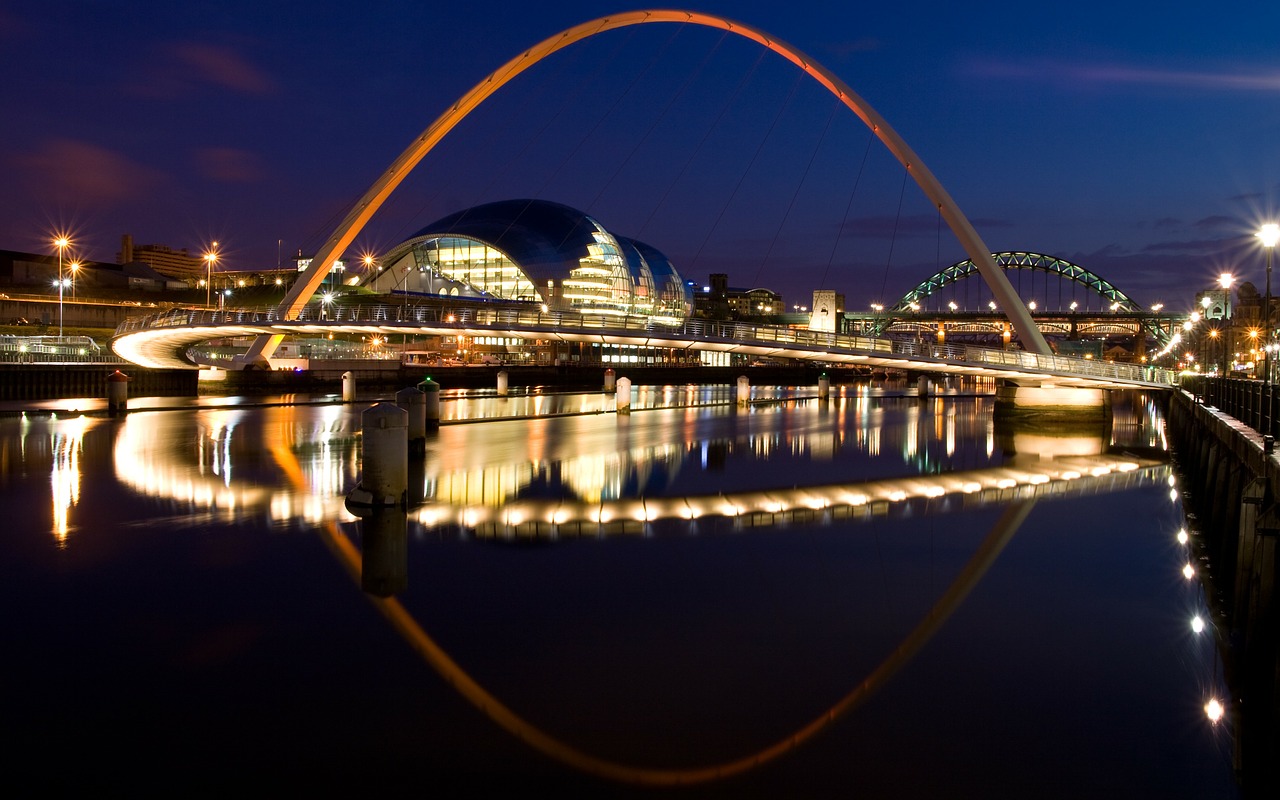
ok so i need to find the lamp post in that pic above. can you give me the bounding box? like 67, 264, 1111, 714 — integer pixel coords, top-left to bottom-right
1220, 272, 1235, 377
204, 242, 219, 308
1257, 224, 1279, 383
53, 236, 70, 337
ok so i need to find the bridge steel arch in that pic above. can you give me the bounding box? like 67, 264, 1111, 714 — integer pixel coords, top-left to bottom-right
243, 9, 1049, 366
892, 251, 1141, 313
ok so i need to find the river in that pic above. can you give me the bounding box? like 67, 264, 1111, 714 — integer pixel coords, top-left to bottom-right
0, 386, 1241, 797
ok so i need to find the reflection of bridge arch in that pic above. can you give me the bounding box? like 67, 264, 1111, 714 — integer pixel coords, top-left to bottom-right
96, 402, 1170, 785
893, 252, 1141, 313
243, 9, 1048, 367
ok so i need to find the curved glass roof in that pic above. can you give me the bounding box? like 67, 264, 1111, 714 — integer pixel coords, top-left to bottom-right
369, 199, 691, 319
399, 199, 607, 290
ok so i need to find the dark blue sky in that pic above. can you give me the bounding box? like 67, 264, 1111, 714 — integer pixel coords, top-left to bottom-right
5, 0, 1280, 311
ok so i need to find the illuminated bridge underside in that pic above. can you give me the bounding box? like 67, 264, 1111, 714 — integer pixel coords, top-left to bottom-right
113, 306, 1176, 389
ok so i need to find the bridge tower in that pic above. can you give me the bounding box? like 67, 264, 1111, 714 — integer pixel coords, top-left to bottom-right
809, 290, 843, 333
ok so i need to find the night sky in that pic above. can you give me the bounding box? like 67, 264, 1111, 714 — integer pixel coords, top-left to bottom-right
5, 0, 1280, 311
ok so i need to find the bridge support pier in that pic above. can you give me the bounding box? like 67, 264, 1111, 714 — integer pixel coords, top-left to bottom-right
994, 381, 1111, 424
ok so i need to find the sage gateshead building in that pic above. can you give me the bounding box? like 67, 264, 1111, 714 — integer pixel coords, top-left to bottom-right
362, 199, 693, 323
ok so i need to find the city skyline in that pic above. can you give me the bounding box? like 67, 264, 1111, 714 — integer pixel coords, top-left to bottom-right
5, 1, 1280, 310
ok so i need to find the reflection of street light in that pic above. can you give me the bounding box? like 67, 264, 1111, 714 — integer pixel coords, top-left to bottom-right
53, 236, 70, 337
1257, 224, 1279, 383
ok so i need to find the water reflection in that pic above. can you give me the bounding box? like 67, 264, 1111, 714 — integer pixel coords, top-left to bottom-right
0, 388, 1247, 794
24, 395, 1169, 541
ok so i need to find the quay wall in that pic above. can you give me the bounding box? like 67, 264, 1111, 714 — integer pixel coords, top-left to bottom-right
1166, 388, 1278, 787
0, 364, 197, 401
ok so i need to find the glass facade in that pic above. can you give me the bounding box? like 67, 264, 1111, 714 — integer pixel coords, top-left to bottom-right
361, 199, 692, 321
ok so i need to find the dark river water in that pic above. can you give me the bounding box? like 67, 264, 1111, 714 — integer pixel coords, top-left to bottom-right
0, 387, 1242, 797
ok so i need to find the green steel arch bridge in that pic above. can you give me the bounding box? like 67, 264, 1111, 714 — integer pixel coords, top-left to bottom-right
843, 251, 1183, 350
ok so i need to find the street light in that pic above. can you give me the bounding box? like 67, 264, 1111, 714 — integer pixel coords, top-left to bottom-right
69, 261, 80, 300
52, 236, 70, 337
1220, 272, 1235, 376
204, 242, 219, 308
1257, 223, 1279, 383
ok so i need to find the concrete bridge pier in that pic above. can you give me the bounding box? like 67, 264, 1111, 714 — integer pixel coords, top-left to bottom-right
994, 381, 1111, 423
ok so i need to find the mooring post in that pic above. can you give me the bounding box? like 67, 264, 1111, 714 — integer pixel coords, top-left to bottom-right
615, 376, 632, 414
106, 370, 130, 415
418, 377, 440, 429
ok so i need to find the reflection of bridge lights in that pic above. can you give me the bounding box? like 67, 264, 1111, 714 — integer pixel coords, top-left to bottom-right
1177, 528, 1189, 545
1169, 488, 1178, 501
1191, 615, 1205, 634
1182, 563, 1195, 580
1205, 697, 1225, 724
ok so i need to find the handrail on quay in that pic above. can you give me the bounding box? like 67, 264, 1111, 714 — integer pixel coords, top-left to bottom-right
113, 301, 1178, 387
1184, 375, 1280, 443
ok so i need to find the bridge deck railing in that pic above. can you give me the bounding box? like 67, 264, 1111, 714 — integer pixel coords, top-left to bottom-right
114, 303, 1177, 386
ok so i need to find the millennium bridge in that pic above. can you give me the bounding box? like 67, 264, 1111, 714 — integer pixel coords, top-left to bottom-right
112, 298, 1176, 391
111, 9, 1184, 408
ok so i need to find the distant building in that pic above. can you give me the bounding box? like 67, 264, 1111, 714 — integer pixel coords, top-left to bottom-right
0, 248, 187, 292
693, 273, 783, 320
118, 234, 204, 282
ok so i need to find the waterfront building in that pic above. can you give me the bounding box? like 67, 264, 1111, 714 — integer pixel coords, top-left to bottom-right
361, 199, 693, 323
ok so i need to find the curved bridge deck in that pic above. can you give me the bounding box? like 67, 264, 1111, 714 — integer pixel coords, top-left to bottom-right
113, 303, 1177, 390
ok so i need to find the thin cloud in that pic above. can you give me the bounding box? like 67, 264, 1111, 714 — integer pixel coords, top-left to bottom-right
13, 138, 166, 206
168, 42, 276, 94
968, 59, 1280, 92
195, 147, 266, 183
1193, 215, 1238, 230
130, 41, 277, 98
